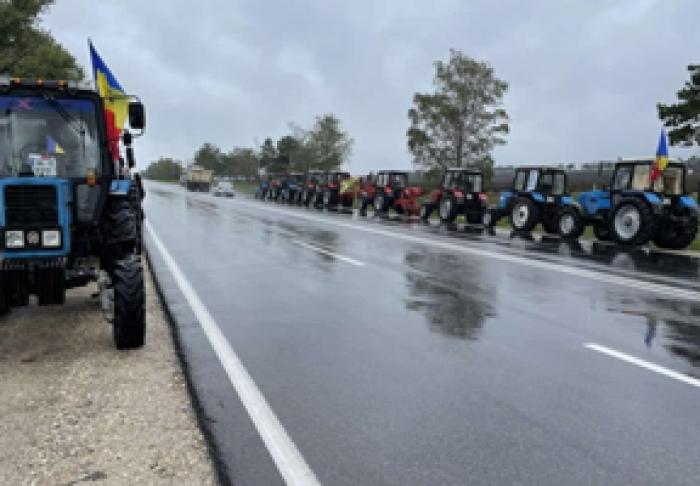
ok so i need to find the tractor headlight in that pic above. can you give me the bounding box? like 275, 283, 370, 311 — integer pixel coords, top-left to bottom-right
5, 230, 24, 248
42, 230, 61, 248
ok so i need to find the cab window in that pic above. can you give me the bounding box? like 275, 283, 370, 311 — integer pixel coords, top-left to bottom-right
513, 170, 527, 191
613, 166, 631, 190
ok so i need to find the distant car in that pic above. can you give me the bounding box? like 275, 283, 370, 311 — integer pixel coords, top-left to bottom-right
213, 181, 235, 197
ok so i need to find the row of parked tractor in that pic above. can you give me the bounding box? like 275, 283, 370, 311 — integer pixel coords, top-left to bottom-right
254, 159, 699, 250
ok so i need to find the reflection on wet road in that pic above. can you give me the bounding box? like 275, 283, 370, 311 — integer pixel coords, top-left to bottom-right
145, 182, 700, 486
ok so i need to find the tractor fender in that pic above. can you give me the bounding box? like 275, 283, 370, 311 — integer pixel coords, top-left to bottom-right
109, 179, 132, 197
679, 195, 698, 209
642, 192, 662, 205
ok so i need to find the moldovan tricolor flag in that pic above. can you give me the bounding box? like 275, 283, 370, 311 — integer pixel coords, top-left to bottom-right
88, 40, 129, 131
650, 130, 669, 182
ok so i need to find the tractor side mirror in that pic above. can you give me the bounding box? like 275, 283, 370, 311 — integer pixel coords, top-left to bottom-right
128, 101, 145, 130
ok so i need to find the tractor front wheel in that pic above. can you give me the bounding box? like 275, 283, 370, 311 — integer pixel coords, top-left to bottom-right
112, 256, 145, 350
419, 203, 434, 222
558, 207, 584, 240
510, 197, 540, 232
439, 194, 458, 223
611, 198, 656, 246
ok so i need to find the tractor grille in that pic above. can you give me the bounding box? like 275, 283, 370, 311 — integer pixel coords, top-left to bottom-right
4, 185, 58, 227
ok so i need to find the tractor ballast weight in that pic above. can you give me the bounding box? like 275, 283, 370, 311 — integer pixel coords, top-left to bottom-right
484, 167, 572, 233
557, 159, 698, 248
420, 168, 487, 224
0, 76, 146, 349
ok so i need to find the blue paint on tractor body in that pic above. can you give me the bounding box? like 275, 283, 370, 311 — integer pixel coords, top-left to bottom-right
679, 195, 698, 209
577, 190, 611, 216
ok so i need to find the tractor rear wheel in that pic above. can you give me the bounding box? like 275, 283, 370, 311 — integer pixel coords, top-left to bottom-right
374, 194, 387, 213
483, 208, 498, 228
359, 198, 369, 216
112, 256, 145, 350
653, 211, 698, 249
510, 197, 540, 231
611, 198, 656, 246
558, 207, 584, 240
439, 194, 457, 223
419, 203, 434, 221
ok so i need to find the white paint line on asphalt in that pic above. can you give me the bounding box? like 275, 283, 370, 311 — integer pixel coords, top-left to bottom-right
292, 240, 365, 267
584, 343, 700, 389
145, 221, 321, 486
229, 197, 700, 301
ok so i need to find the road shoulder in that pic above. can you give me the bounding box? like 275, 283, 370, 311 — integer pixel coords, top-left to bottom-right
0, 258, 218, 485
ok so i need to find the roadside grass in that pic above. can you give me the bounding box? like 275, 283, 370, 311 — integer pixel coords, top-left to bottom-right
234, 181, 258, 196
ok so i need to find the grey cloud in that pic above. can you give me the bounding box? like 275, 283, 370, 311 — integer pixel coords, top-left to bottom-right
43, 0, 699, 172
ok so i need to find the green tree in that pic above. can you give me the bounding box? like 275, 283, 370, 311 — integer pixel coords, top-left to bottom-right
0, 0, 84, 80
407, 49, 508, 180
305, 114, 353, 171
194, 142, 223, 173
142, 157, 182, 181
222, 147, 259, 177
276, 135, 300, 170
658, 65, 700, 147
259, 138, 277, 172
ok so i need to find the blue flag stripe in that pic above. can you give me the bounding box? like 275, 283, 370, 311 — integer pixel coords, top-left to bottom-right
88, 39, 124, 92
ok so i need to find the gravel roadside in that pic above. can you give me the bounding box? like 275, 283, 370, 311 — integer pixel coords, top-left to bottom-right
0, 259, 218, 485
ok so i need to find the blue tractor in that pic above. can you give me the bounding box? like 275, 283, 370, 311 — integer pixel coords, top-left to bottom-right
279, 172, 303, 203
483, 167, 573, 233
557, 159, 698, 248
0, 76, 146, 349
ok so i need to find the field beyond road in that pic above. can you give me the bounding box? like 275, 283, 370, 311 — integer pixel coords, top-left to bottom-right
0, 260, 217, 485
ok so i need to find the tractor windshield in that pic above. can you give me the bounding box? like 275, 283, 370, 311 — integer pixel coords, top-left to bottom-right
539, 172, 565, 195
0, 95, 101, 177
390, 173, 407, 187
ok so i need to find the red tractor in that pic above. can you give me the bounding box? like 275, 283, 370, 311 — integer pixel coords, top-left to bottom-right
372, 171, 423, 216
267, 173, 283, 201
358, 173, 379, 216
323, 171, 354, 209
420, 168, 487, 224
298, 170, 326, 207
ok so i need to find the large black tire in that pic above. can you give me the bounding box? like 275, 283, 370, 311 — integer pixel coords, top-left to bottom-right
438, 194, 458, 223
101, 198, 137, 273
510, 197, 540, 231
374, 193, 387, 213
653, 211, 698, 249
593, 223, 611, 241
611, 198, 656, 246
419, 203, 434, 222
128, 183, 144, 255
112, 256, 145, 350
0, 272, 9, 315
557, 207, 585, 240
482, 208, 498, 228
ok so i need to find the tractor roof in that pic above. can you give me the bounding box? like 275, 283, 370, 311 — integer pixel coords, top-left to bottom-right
515, 166, 566, 172
377, 170, 408, 175
446, 168, 482, 174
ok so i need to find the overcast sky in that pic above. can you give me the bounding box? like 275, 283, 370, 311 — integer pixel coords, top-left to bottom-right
43, 0, 699, 172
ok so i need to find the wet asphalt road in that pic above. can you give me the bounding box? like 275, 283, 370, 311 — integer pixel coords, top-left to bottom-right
144, 181, 700, 486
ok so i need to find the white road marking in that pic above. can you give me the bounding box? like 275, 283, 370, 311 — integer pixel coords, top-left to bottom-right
292, 240, 365, 266
228, 197, 700, 302
145, 221, 321, 486
584, 343, 700, 389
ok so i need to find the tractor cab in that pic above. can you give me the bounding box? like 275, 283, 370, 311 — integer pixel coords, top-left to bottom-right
485, 166, 572, 232
377, 171, 408, 199
327, 171, 350, 191
421, 168, 487, 224
0, 76, 146, 348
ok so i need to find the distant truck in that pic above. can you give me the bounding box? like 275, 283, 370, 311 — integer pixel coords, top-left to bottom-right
184, 165, 214, 192
212, 180, 235, 197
